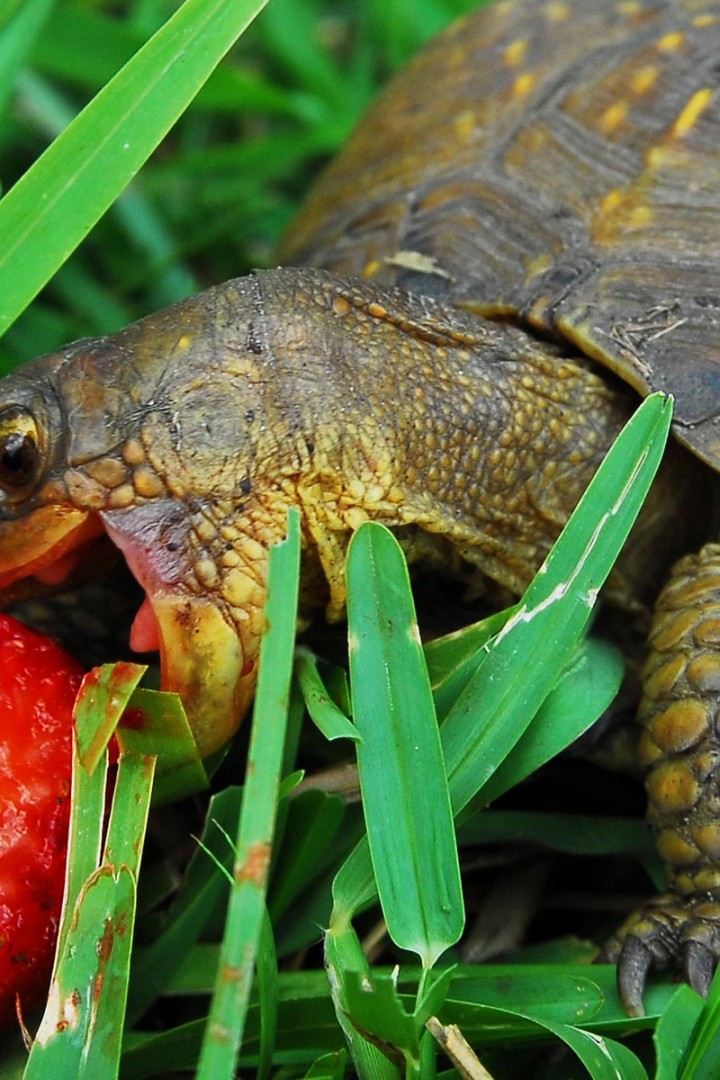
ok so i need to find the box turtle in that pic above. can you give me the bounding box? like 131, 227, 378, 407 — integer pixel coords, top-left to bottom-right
0, 0, 718, 1015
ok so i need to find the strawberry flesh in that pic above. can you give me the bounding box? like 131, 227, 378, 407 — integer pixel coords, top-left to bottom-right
0, 615, 83, 1028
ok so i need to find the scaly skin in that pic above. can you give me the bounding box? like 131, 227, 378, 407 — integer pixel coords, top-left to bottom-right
0, 268, 639, 757
604, 545, 720, 1014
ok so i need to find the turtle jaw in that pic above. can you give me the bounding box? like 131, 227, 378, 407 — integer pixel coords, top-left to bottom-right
0, 505, 107, 593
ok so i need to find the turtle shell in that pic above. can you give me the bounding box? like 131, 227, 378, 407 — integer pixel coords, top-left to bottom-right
282, 0, 720, 468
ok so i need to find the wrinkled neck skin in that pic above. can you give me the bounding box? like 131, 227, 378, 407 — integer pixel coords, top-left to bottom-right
0, 266, 651, 754
45, 266, 634, 586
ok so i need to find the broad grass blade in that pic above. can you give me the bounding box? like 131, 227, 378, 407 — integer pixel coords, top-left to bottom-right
655, 985, 704, 1080
116, 686, 208, 804
347, 522, 464, 967
324, 920, 402, 1080
74, 662, 146, 773
677, 963, 720, 1079
25, 866, 137, 1079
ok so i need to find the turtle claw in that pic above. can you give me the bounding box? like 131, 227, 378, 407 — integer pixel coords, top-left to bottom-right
617, 936, 653, 1018
683, 939, 715, 999
607, 893, 720, 1016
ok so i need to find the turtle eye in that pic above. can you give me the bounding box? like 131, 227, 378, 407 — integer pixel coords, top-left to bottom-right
0, 407, 41, 494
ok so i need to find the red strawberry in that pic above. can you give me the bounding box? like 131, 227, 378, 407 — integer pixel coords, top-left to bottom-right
0, 615, 83, 1028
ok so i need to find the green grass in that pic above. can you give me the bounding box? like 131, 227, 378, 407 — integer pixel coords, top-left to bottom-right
0, 1, 717, 1077
0, 0, 475, 370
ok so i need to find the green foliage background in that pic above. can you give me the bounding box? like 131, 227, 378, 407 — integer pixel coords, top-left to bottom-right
0, 0, 477, 370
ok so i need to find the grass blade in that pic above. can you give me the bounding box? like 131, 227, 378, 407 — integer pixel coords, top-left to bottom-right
74, 662, 146, 773
347, 523, 464, 967
474, 636, 623, 807
26, 750, 155, 1079
25, 866, 137, 1079
295, 646, 361, 742
126, 787, 243, 1026
324, 920, 402, 1080
656, 985, 704, 1080
53, 661, 146, 977
441, 393, 672, 813
678, 964, 720, 1078
196, 509, 300, 1079
115, 686, 208, 804
0, 0, 54, 123
0, 0, 268, 335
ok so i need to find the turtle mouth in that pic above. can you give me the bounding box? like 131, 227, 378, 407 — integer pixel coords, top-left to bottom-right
0, 506, 161, 653
0, 504, 256, 758
0, 507, 110, 599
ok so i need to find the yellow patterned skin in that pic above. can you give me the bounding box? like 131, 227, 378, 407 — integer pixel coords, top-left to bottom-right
604, 546, 720, 1011
0, 0, 718, 1013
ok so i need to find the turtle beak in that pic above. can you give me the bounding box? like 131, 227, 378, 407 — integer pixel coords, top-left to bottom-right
0, 506, 106, 593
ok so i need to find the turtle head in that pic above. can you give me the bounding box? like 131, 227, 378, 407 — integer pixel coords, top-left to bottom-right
0, 277, 299, 758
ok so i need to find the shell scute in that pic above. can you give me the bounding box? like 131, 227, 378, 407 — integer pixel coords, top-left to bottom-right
284, 0, 720, 466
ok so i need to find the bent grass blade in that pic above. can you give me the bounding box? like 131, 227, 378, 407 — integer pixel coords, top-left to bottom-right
440, 393, 673, 814
24, 665, 156, 1080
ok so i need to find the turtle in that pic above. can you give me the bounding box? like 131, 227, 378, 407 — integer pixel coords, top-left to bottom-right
0, 0, 718, 1016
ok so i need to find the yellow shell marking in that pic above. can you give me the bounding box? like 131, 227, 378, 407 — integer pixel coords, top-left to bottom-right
600, 189, 624, 214
513, 72, 537, 99
657, 30, 685, 51
671, 87, 713, 137
599, 100, 630, 133
503, 37, 528, 67
543, 1, 569, 21
453, 110, 477, 141
627, 204, 653, 228
630, 64, 659, 95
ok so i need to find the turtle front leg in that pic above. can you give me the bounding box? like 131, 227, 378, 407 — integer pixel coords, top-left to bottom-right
608, 542, 720, 1015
